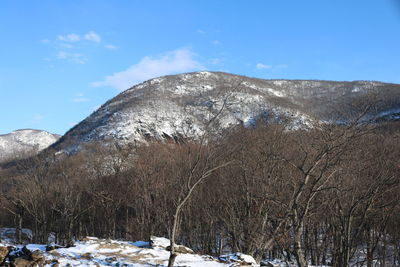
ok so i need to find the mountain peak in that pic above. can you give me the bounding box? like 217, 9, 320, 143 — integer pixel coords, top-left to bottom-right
0, 129, 60, 162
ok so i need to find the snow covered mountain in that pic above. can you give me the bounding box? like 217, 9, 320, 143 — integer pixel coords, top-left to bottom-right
53, 71, 400, 152
0, 129, 60, 162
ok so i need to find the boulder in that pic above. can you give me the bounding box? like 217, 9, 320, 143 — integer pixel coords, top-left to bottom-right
45, 244, 64, 252
21, 246, 32, 259
166, 244, 194, 254
31, 250, 44, 262
0, 246, 10, 263
13, 258, 32, 267
81, 253, 93, 260
219, 253, 257, 266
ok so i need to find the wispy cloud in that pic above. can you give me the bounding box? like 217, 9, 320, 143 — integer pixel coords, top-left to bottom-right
256, 63, 272, 69
211, 40, 221, 45
92, 48, 204, 91
58, 33, 80, 42
256, 63, 288, 70
41, 31, 105, 65
84, 31, 101, 43
57, 51, 87, 64
197, 29, 207, 34
55, 31, 101, 43
104, 44, 117, 50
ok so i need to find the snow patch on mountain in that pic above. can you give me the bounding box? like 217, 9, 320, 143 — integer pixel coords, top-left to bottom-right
0, 129, 60, 162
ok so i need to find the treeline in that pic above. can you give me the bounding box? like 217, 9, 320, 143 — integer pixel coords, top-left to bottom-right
0, 121, 399, 267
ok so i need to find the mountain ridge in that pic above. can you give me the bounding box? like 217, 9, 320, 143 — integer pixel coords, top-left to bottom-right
51, 71, 400, 153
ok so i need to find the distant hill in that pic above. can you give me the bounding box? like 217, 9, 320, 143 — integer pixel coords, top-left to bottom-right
0, 129, 60, 162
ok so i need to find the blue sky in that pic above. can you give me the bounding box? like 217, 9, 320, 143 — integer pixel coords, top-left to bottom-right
1, 0, 400, 135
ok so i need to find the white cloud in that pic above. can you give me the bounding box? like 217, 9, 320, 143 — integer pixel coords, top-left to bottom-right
40, 39, 50, 44
58, 33, 80, 42
92, 48, 204, 91
57, 51, 87, 64
256, 63, 272, 69
104, 44, 117, 50
197, 29, 206, 34
84, 31, 101, 43
56, 31, 101, 43
211, 40, 221, 45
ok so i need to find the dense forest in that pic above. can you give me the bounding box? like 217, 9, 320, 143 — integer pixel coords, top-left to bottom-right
0, 119, 399, 267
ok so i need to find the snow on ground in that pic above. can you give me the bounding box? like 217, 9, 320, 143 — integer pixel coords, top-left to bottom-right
32, 237, 240, 266
0, 235, 346, 267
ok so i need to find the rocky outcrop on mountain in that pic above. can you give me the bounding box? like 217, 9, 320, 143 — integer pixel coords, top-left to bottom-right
0, 129, 60, 162
52, 71, 400, 153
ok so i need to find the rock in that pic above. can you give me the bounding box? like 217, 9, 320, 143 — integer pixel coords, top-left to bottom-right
105, 256, 117, 263
0, 246, 10, 263
260, 262, 279, 267
20, 246, 32, 260
48, 250, 61, 257
166, 244, 194, 254
31, 250, 43, 262
45, 244, 64, 252
13, 258, 32, 267
219, 253, 257, 266
80, 253, 93, 260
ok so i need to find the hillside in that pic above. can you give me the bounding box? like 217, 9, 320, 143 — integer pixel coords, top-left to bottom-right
0, 129, 60, 162
52, 71, 400, 153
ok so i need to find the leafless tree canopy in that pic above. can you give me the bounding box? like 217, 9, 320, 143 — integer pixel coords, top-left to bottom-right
0, 119, 399, 266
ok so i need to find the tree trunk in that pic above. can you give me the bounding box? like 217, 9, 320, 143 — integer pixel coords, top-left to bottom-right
168, 210, 180, 267
16, 214, 22, 243
366, 229, 373, 267
294, 221, 308, 267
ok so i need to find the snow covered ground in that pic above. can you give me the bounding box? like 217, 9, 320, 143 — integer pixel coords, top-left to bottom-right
1, 230, 390, 266
0, 236, 264, 266
0, 235, 333, 267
